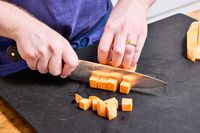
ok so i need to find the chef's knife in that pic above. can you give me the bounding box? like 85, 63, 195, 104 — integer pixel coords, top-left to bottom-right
6, 46, 167, 88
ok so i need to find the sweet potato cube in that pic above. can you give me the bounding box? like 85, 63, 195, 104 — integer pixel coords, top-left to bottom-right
109, 72, 122, 82
104, 97, 118, 108
106, 103, 117, 120
89, 96, 100, 100
75, 94, 83, 103
89, 74, 101, 88
122, 75, 138, 87
89, 96, 101, 111
91, 70, 102, 76
123, 75, 136, 82
120, 81, 132, 94
107, 78, 118, 92
92, 99, 100, 111
79, 98, 91, 110
121, 98, 133, 112
97, 100, 107, 117
97, 77, 108, 90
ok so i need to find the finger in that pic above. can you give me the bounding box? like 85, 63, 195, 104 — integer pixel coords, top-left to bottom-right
37, 53, 50, 74
60, 48, 78, 78
25, 52, 39, 71
111, 33, 127, 67
122, 34, 138, 69
122, 45, 135, 69
131, 34, 147, 67
98, 26, 114, 64
48, 52, 62, 76
26, 59, 38, 71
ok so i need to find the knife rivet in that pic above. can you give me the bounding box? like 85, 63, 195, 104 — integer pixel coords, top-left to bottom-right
11, 52, 15, 57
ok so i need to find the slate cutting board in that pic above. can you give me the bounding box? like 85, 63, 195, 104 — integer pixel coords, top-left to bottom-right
1, 14, 200, 133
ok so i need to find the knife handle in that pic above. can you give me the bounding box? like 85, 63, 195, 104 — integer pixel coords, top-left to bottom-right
6, 46, 22, 62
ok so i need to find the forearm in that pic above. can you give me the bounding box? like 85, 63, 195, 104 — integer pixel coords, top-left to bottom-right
0, 1, 34, 40
138, 0, 156, 11
117, 0, 156, 14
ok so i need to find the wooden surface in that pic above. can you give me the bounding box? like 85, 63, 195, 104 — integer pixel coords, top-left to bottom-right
187, 9, 200, 20
0, 9, 200, 133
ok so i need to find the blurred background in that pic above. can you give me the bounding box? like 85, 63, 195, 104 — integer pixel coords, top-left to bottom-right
111, 0, 200, 23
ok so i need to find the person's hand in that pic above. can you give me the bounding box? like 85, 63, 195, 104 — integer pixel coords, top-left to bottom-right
14, 17, 78, 78
98, 0, 154, 69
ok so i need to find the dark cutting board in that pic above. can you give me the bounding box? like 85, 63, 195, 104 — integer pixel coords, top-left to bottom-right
1, 14, 200, 133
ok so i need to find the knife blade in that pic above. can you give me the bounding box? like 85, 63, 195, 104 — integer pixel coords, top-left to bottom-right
6, 46, 167, 88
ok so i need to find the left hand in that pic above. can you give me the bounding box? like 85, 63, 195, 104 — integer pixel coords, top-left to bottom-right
98, 0, 154, 69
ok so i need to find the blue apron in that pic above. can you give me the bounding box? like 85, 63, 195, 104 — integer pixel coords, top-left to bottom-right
0, 2, 112, 77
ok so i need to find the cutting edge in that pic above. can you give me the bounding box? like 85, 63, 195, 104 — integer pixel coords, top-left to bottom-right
69, 60, 168, 88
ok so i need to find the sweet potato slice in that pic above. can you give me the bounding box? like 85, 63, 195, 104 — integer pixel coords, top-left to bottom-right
75, 94, 83, 103
187, 21, 199, 61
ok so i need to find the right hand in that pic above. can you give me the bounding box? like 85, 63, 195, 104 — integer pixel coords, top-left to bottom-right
14, 17, 78, 78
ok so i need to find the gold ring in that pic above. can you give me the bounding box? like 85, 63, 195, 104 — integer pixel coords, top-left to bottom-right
126, 41, 137, 47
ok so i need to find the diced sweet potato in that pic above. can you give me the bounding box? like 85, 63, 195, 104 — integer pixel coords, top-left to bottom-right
97, 76, 108, 90
91, 70, 102, 76
97, 100, 107, 117
89, 96, 101, 111
89, 74, 101, 88
106, 103, 117, 120
92, 99, 100, 111
106, 78, 118, 92
121, 98, 133, 112
79, 98, 92, 110
104, 97, 118, 108
75, 94, 83, 103
109, 72, 122, 82
120, 81, 132, 94
89, 96, 100, 100
122, 75, 137, 88
122, 75, 136, 82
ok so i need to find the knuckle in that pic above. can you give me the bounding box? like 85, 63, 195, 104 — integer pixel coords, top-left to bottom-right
25, 51, 37, 60
48, 43, 58, 54
119, 23, 128, 34
38, 47, 47, 56
113, 48, 123, 57
98, 45, 109, 55
104, 23, 115, 32
68, 60, 78, 69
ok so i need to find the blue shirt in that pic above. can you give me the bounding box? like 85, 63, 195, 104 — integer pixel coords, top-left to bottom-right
8, 0, 110, 41
0, 0, 111, 76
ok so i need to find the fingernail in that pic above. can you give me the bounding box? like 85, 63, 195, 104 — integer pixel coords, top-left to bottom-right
60, 75, 67, 79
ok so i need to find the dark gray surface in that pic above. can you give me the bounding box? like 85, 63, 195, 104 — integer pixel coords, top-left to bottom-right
0, 14, 200, 133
